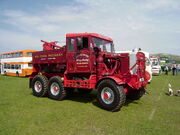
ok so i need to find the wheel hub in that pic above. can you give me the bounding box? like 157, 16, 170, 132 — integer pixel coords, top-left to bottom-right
50, 82, 60, 96
34, 81, 42, 93
104, 92, 111, 100
53, 86, 57, 92
37, 84, 41, 89
101, 87, 114, 104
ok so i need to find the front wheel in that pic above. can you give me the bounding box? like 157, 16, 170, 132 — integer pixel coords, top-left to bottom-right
97, 79, 126, 112
48, 76, 67, 100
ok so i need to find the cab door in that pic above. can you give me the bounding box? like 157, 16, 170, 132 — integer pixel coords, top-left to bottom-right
66, 37, 76, 73
66, 36, 96, 73
74, 36, 96, 73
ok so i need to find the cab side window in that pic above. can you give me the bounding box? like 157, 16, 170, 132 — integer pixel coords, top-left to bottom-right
82, 37, 88, 49
77, 37, 88, 50
68, 38, 75, 51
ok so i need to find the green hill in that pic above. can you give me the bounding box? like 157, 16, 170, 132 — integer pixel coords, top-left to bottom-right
152, 53, 180, 64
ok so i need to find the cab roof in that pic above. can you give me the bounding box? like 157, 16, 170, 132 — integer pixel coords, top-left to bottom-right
66, 33, 113, 42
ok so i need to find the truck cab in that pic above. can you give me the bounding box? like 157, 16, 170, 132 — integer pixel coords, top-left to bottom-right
66, 33, 114, 73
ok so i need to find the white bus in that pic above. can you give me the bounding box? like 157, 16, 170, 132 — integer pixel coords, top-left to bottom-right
150, 56, 162, 75
0, 50, 36, 77
143, 52, 152, 83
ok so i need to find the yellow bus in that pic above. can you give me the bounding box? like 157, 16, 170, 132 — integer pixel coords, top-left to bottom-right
0, 50, 36, 77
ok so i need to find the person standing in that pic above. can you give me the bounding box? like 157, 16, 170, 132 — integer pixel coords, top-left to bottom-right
172, 65, 176, 76
165, 65, 169, 75
175, 64, 179, 75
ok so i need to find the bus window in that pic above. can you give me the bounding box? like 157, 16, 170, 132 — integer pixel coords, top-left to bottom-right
28, 63, 32, 67
15, 65, 18, 69
19, 52, 23, 57
11, 65, 15, 69
9, 54, 12, 58
4, 64, 7, 69
7, 64, 10, 69
12, 53, 16, 57
18, 65, 21, 69
27, 52, 32, 56
15, 53, 18, 57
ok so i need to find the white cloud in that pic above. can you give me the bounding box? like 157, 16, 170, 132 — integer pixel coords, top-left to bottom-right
0, 29, 41, 52
140, 0, 180, 10
0, 0, 180, 55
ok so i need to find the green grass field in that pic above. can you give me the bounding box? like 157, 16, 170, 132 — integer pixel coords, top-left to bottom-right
0, 74, 180, 135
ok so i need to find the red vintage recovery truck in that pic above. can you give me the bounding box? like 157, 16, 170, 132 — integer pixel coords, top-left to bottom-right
30, 33, 148, 111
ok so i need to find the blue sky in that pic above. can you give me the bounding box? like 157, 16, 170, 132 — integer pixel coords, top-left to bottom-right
0, 0, 180, 55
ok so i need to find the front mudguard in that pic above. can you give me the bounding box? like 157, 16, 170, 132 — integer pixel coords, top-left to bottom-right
96, 76, 125, 88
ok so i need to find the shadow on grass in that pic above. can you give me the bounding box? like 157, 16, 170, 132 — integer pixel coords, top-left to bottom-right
124, 98, 139, 106
30, 90, 141, 109
67, 90, 140, 108
165, 92, 169, 96
67, 91, 97, 103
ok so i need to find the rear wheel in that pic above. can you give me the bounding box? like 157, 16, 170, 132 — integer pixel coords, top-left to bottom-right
97, 79, 126, 112
48, 76, 66, 100
32, 75, 48, 97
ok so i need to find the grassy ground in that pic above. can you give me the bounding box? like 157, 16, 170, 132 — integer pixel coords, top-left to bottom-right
0, 73, 180, 135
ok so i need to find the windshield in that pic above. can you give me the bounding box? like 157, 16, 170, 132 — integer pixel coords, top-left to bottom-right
151, 59, 160, 66
146, 58, 151, 66
93, 38, 114, 53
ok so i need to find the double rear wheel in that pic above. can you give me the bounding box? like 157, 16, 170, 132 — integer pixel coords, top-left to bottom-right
32, 75, 66, 100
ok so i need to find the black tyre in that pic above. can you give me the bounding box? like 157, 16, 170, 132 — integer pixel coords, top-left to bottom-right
48, 76, 66, 100
97, 79, 126, 112
32, 75, 48, 97
127, 88, 145, 100
77, 88, 92, 94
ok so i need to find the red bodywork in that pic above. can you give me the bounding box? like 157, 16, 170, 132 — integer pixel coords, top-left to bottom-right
30, 33, 148, 94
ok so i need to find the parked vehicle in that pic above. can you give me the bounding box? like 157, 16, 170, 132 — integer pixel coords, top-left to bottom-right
30, 33, 148, 111
150, 56, 162, 75
0, 50, 36, 77
143, 52, 152, 83
116, 49, 152, 83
